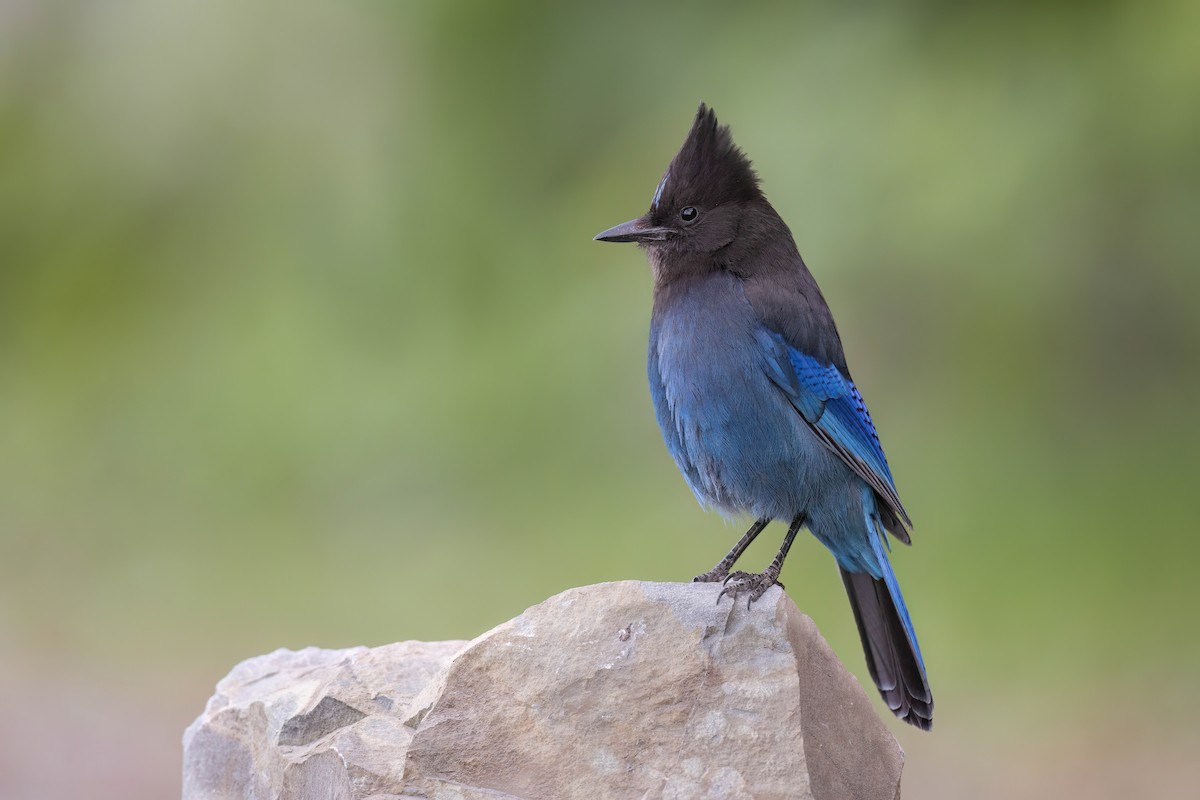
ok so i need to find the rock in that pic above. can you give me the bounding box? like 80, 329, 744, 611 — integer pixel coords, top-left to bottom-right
182, 641, 466, 800
183, 581, 904, 800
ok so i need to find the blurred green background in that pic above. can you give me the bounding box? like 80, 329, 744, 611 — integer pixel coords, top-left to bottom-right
2, 1, 1198, 797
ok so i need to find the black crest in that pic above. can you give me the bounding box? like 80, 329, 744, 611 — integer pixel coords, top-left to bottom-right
651, 103, 762, 215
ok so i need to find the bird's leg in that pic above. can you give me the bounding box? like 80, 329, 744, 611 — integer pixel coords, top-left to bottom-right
720, 514, 804, 607
693, 517, 771, 583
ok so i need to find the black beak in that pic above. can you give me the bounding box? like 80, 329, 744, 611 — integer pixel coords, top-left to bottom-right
593, 216, 672, 243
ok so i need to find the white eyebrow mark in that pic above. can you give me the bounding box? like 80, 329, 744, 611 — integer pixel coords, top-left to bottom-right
651, 169, 671, 210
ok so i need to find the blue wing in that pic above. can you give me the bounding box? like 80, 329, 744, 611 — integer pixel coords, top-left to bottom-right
757, 329, 912, 533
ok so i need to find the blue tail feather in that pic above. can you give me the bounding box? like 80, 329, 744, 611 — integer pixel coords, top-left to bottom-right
866, 508, 926, 673
837, 486, 932, 728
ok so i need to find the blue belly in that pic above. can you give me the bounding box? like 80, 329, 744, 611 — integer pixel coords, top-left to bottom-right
648, 272, 852, 524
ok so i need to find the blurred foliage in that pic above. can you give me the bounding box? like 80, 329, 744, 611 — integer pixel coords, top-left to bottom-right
1, 1, 1199, 796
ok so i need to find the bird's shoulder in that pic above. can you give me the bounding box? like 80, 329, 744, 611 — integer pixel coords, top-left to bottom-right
739, 260, 849, 375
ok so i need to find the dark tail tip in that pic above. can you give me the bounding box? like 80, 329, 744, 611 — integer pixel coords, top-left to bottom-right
840, 569, 934, 731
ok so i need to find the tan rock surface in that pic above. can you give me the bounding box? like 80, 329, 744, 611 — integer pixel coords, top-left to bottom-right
183, 581, 904, 800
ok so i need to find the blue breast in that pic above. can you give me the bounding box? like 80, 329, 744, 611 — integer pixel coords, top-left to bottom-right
648, 272, 837, 520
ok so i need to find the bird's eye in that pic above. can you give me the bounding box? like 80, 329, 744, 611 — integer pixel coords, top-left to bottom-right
680, 206, 698, 222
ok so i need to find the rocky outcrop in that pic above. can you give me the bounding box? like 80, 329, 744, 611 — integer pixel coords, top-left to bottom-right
183, 581, 904, 799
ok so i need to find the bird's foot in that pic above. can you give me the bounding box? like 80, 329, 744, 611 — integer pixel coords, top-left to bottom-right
719, 569, 784, 608
692, 565, 731, 583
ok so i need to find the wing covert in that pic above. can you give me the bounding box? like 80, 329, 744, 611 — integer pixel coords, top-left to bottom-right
757, 329, 912, 531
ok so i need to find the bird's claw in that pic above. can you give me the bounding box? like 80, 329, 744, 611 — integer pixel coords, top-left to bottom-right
718, 570, 784, 608
692, 567, 731, 584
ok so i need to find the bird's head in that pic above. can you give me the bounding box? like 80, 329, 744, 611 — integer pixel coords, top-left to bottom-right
594, 103, 764, 257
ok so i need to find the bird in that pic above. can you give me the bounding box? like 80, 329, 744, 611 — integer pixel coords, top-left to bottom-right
593, 104, 933, 730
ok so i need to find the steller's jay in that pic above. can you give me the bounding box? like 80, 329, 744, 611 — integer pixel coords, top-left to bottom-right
594, 104, 933, 730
